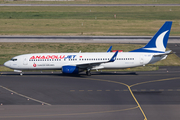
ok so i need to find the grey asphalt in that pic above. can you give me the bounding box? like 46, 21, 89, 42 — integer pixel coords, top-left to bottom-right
167, 43, 180, 57
1, 69, 180, 120
0, 36, 180, 43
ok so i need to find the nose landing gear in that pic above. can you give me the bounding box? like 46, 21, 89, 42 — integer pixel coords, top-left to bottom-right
20, 72, 23, 76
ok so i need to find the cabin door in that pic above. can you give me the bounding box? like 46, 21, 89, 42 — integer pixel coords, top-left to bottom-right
140, 54, 144, 65
23, 57, 28, 65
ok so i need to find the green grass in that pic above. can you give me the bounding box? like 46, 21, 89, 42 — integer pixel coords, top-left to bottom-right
0, 66, 13, 71
0, 6, 180, 20
1, 0, 180, 4
0, 6, 180, 36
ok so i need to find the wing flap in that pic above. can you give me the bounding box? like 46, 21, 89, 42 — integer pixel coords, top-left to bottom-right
64, 51, 118, 69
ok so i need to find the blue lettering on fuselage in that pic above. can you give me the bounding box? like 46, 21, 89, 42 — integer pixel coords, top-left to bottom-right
64, 55, 76, 59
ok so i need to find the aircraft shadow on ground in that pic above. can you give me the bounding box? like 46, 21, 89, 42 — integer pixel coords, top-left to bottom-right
1, 72, 138, 77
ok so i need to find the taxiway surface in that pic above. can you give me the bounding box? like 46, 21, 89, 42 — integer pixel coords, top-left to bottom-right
0, 68, 180, 120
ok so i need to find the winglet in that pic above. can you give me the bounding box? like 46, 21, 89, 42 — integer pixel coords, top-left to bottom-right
109, 51, 118, 62
107, 46, 112, 52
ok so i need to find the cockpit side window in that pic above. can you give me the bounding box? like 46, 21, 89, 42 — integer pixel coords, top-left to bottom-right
10, 58, 17, 61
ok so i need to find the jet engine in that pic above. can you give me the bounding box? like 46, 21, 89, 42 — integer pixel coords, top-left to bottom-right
62, 66, 79, 74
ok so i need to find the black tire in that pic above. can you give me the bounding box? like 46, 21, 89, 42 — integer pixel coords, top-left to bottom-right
86, 71, 91, 76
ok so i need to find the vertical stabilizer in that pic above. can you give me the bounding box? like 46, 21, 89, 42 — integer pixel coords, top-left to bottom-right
130, 21, 172, 53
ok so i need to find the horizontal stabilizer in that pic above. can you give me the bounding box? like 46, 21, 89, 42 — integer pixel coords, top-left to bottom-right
153, 50, 172, 57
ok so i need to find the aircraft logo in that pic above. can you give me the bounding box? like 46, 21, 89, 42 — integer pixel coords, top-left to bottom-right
144, 30, 169, 52
33, 63, 37, 67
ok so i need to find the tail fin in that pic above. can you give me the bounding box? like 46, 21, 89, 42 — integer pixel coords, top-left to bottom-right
130, 21, 172, 53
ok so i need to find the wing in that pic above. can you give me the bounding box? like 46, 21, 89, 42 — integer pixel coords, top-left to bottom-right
64, 51, 118, 70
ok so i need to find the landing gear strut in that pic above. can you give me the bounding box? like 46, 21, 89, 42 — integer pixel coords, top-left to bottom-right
20, 72, 23, 76
86, 70, 91, 76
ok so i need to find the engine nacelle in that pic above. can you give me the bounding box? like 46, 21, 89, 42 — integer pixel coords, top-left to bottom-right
62, 66, 79, 74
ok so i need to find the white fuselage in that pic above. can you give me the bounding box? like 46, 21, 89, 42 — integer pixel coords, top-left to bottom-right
4, 52, 166, 71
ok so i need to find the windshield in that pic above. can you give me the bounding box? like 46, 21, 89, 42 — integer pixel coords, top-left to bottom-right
10, 58, 17, 61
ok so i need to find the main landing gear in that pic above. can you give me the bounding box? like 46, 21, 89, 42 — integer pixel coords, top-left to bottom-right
86, 69, 91, 76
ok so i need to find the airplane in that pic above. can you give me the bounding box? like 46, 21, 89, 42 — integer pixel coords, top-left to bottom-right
4, 21, 172, 76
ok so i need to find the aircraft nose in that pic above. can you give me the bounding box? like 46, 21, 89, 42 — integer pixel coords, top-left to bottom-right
4, 61, 10, 67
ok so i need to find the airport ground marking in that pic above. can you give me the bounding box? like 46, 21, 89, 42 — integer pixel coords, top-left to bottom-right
79, 90, 84, 92
127, 86, 147, 120
127, 76, 180, 120
0, 106, 139, 118
5, 75, 179, 120
81, 77, 147, 120
168, 89, 173, 91
88, 90, 93, 91
123, 89, 128, 91
72, 89, 180, 92
177, 89, 180, 91
94, 73, 180, 77
115, 89, 120, 91
141, 89, 146, 91
105, 90, 110, 91
130, 77, 180, 87
159, 89, 164, 91
0, 85, 51, 106
1, 74, 180, 120
97, 90, 102, 92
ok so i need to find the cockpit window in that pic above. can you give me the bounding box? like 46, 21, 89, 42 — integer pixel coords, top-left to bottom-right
10, 58, 17, 61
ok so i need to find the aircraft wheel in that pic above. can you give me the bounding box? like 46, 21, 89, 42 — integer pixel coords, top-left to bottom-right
86, 70, 91, 76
